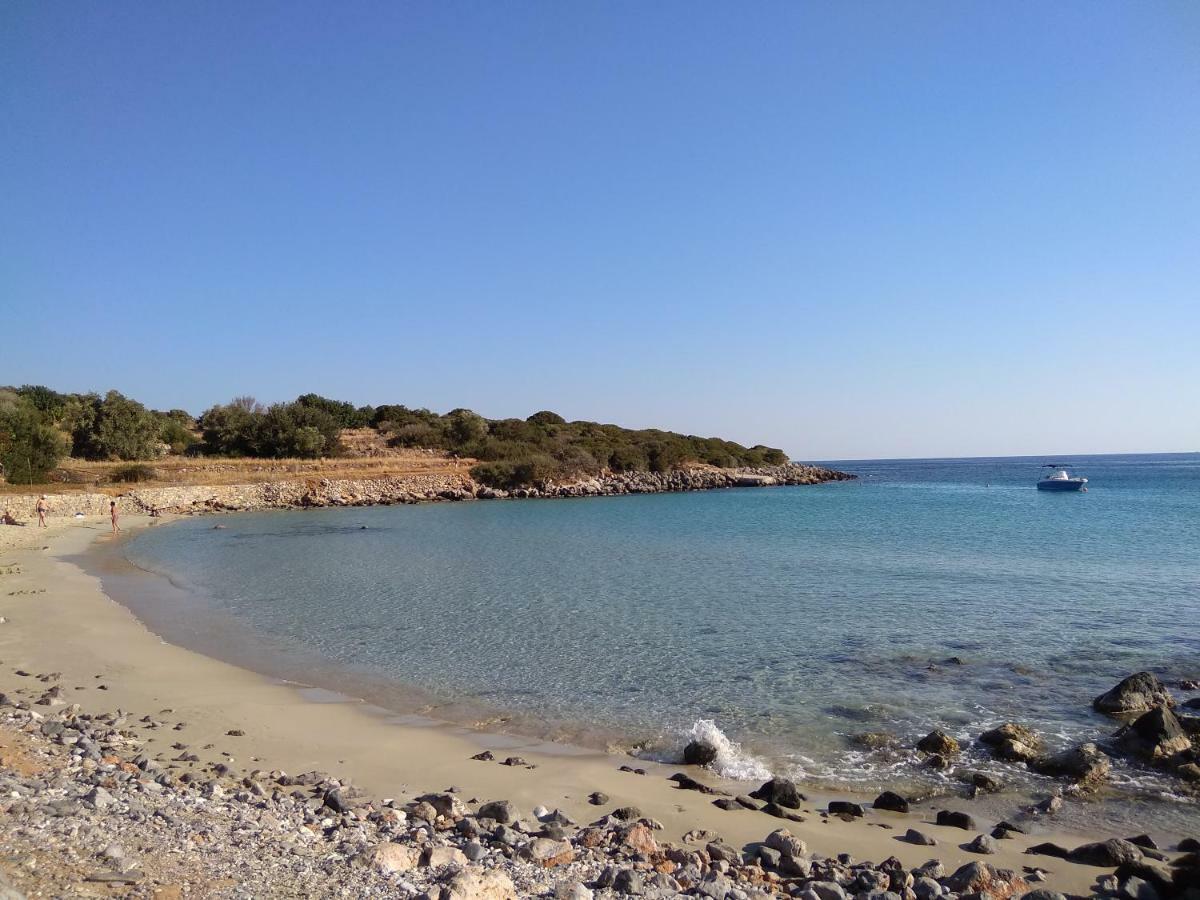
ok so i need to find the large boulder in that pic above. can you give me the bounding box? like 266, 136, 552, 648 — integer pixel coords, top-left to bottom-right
1093, 673, 1175, 716
518, 838, 576, 868
1031, 742, 1111, 788
936, 810, 976, 830
916, 729, 960, 755
749, 777, 805, 809
477, 800, 521, 824
943, 861, 1027, 898
979, 723, 1044, 762
1117, 706, 1193, 762
1068, 838, 1143, 867
442, 868, 518, 900
763, 828, 806, 859
683, 740, 719, 767
360, 843, 421, 873
873, 790, 910, 813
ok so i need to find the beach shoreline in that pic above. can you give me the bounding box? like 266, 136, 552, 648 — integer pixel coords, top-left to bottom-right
2, 516, 1190, 896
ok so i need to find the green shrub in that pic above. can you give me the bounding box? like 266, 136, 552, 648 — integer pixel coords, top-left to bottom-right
296, 393, 373, 429
471, 454, 563, 489
109, 463, 157, 483
0, 402, 67, 484
158, 417, 195, 454
71, 390, 161, 460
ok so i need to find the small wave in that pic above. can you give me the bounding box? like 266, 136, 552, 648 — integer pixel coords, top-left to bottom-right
684, 719, 774, 781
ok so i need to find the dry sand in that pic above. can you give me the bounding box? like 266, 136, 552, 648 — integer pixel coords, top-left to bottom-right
0, 516, 1143, 895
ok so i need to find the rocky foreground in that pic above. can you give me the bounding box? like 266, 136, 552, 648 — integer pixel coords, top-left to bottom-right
0, 463, 852, 519
2, 676, 1199, 900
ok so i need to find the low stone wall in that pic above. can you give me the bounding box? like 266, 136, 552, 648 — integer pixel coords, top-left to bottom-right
1, 464, 852, 521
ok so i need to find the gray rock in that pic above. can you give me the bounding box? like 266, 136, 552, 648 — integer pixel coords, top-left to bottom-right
904, 828, 937, 846
827, 800, 864, 817
705, 840, 741, 863
683, 740, 719, 767
935, 809, 976, 830
1119, 876, 1160, 900
748, 777, 805, 809
476, 800, 519, 824
1032, 743, 1111, 787
1026, 842, 1072, 859
1035, 795, 1063, 814
612, 868, 643, 894
913, 876, 943, 899
83, 786, 114, 810
873, 790, 910, 813
757, 845, 782, 869
1117, 706, 1192, 761
763, 827, 806, 858
966, 834, 998, 854
1069, 838, 1143, 867
804, 882, 848, 900
694, 875, 735, 899
917, 729, 960, 755
1094, 672, 1175, 716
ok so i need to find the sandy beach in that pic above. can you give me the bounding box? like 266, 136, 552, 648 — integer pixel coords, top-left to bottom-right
2, 515, 1190, 897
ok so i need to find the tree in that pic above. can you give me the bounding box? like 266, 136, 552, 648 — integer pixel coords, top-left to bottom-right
199, 402, 257, 456
295, 393, 370, 428
16, 384, 69, 419
87, 391, 162, 460
0, 403, 67, 484
526, 410, 566, 426
445, 409, 488, 445
157, 416, 195, 454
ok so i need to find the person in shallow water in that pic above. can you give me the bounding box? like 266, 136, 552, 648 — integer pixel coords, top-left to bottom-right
109, 500, 121, 534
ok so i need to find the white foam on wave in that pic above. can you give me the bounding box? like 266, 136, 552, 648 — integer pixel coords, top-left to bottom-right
685, 719, 774, 781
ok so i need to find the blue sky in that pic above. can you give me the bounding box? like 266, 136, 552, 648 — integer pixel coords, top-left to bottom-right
3, 2, 1198, 459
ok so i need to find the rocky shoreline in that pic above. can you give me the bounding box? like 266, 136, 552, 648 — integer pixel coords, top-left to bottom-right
0, 463, 852, 519
2, 681, 1198, 900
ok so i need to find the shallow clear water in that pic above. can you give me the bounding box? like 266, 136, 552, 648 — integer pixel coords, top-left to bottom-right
123, 453, 1200, 827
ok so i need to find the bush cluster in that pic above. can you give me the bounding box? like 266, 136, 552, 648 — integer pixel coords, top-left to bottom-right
109, 463, 158, 483
199, 398, 342, 459
371, 405, 788, 487
1, 386, 790, 488
0, 389, 68, 484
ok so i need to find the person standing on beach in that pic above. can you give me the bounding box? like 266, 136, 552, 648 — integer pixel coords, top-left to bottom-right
36, 495, 48, 527
109, 500, 121, 534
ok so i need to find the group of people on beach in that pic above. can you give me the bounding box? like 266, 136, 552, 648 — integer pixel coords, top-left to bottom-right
1, 496, 122, 533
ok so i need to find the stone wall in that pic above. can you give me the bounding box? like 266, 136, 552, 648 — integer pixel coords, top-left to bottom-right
0, 464, 852, 522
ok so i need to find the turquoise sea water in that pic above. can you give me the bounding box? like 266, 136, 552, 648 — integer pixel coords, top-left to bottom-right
121, 453, 1200, 827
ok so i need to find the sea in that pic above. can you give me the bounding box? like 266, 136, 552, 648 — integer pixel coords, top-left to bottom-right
112, 453, 1200, 833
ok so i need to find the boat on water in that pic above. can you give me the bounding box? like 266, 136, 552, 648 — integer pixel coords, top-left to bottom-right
1037, 464, 1088, 492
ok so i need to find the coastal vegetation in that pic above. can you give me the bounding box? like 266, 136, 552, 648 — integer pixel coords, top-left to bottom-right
0, 385, 789, 487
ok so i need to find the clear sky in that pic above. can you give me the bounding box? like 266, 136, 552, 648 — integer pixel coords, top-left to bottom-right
3, 2, 1198, 459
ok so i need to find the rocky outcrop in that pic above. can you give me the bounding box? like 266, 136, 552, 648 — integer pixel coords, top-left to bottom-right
748, 777, 806, 809
916, 729, 960, 756
1, 464, 853, 519
492, 463, 854, 500
1116, 706, 1193, 763
979, 723, 1043, 763
1093, 672, 1175, 717
1031, 742, 1111, 788
682, 740, 718, 767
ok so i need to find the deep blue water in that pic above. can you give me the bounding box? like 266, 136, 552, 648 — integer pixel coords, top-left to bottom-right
122, 453, 1200, 817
